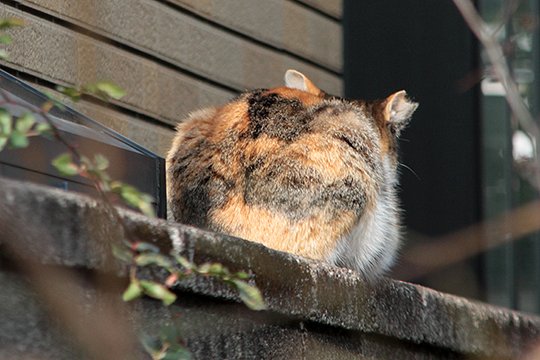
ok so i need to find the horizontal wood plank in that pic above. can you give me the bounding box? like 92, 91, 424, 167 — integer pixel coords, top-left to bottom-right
294, 0, 343, 19
165, 0, 342, 72
27, 81, 175, 158
19, 0, 342, 94
0, 5, 235, 126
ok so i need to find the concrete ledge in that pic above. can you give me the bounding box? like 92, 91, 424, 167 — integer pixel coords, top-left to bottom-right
1, 176, 539, 359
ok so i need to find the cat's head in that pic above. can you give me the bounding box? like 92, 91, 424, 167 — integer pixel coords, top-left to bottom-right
262, 69, 418, 167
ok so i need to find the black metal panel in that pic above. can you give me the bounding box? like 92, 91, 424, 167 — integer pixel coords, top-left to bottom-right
0, 69, 166, 218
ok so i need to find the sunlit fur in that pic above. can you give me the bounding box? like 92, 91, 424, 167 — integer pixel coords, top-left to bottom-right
167, 70, 417, 278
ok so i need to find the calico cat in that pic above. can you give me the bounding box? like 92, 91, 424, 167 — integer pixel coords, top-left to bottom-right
167, 70, 417, 278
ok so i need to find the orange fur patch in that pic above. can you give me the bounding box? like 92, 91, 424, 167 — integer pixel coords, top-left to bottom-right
242, 135, 283, 160
211, 101, 250, 141
287, 134, 348, 180
211, 194, 357, 260
370, 105, 394, 157
266, 87, 324, 107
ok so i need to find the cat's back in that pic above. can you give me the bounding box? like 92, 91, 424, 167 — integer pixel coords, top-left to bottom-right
167, 69, 418, 278
167, 80, 383, 261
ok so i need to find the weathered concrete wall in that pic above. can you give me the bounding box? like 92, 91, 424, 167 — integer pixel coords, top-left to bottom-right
1, 176, 539, 359
0, 0, 342, 157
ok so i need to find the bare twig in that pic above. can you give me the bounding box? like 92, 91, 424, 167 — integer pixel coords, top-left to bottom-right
0, 75, 152, 356
1, 89, 81, 161
491, 0, 520, 37
453, 0, 540, 150
414, 1, 540, 282
396, 199, 540, 280
0, 89, 136, 237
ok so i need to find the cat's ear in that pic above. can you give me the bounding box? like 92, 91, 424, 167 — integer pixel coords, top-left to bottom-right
382, 90, 418, 134
284, 69, 322, 95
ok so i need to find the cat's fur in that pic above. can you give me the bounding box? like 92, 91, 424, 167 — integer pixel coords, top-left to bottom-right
167, 70, 418, 278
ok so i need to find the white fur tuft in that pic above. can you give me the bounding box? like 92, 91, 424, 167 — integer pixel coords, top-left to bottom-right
327, 157, 401, 278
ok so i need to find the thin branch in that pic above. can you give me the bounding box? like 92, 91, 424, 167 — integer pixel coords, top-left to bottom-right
453, 0, 540, 152
395, 199, 540, 280
492, 0, 520, 37
0, 89, 137, 237
1, 89, 81, 161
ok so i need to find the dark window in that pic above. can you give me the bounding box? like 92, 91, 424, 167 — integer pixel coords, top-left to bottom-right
345, 0, 540, 314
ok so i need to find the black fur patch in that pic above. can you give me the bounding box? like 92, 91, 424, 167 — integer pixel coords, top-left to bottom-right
243, 158, 366, 220
246, 92, 312, 141
168, 139, 231, 229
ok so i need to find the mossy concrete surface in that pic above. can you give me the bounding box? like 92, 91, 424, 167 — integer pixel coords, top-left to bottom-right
1, 176, 539, 359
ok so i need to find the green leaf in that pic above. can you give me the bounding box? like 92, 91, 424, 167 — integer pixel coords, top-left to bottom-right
9, 130, 29, 148
0, 136, 7, 152
79, 155, 91, 167
0, 34, 11, 45
42, 92, 66, 111
83, 81, 125, 100
115, 183, 141, 207
122, 280, 143, 302
139, 280, 177, 306
15, 113, 35, 133
135, 253, 172, 268
173, 255, 194, 270
112, 182, 155, 217
234, 271, 250, 280
208, 263, 226, 276
162, 346, 191, 360
0, 34, 11, 46
138, 195, 156, 217
95, 81, 126, 99
80, 155, 109, 182
0, 49, 7, 60
159, 322, 184, 346
111, 243, 133, 263
133, 242, 160, 253
85, 157, 111, 187
35, 122, 52, 134
0, 109, 11, 135
52, 153, 80, 176
56, 85, 82, 102
140, 334, 161, 357
197, 263, 211, 274
93, 154, 109, 171
231, 279, 266, 311
0, 18, 24, 30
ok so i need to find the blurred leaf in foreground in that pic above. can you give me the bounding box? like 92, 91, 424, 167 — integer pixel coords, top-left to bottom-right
83, 81, 126, 101
231, 279, 266, 311
56, 85, 82, 102
15, 113, 36, 133
52, 153, 80, 176
0, 18, 24, 30
0, 17, 24, 60
0, 109, 12, 135
122, 280, 143, 302
111, 181, 156, 217
139, 280, 177, 306
9, 130, 28, 148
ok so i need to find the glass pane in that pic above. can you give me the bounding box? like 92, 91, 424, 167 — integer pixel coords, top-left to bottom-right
480, 0, 540, 313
